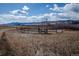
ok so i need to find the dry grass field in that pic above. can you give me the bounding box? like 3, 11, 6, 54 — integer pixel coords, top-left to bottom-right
0, 28, 79, 56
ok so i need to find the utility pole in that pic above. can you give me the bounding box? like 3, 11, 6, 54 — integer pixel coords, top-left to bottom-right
44, 17, 48, 34
55, 13, 58, 33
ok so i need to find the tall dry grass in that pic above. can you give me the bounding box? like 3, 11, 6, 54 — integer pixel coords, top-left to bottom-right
0, 30, 79, 56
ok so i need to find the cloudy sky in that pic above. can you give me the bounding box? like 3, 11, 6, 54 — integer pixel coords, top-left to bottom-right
0, 3, 79, 24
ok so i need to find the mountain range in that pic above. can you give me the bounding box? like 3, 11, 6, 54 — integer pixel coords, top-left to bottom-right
0, 20, 79, 26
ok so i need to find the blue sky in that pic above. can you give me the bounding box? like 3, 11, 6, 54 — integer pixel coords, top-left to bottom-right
0, 3, 79, 24
0, 3, 66, 16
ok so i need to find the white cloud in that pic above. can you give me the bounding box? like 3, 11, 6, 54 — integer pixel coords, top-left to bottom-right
9, 5, 29, 16
20, 10, 27, 14
49, 4, 63, 12
0, 13, 57, 24
64, 3, 79, 13
62, 3, 79, 20
9, 9, 20, 15
46, 5, 49, 7
49, 3, 79, 20
19, 10, 29, 15
22, 6, 29, 11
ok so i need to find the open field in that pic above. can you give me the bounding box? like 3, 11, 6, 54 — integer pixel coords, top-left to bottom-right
0, 28, 79, 56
